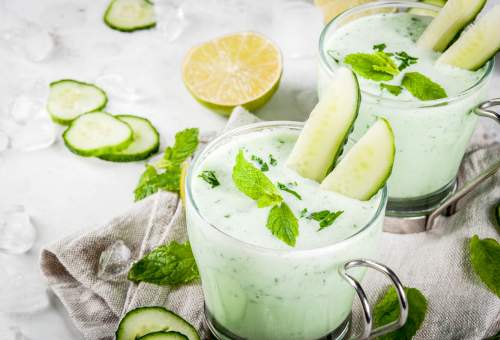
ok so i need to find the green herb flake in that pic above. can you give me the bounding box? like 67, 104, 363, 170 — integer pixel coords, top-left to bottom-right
277, 182, 302, 200
395, 51, 418, 71
128, 241, 199, 286
380, 83, 403, 96
198, 170, 220, 188
344, 51, 399, 81
327, 50, 340, 64
251, 155, 269, 172
269, 154, 277, 166
469, 235, 500, 297
373, 286, 428, 340
232, 150, 282, 208
401, 72, 447, 101
300, 208, 308, 218
266, 202, 299, 247
373, 43, 387, 52
308, 210, 343, 231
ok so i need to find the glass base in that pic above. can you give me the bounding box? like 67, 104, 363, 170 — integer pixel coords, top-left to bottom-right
204, 304, 351, 340
386, 178, 457, 218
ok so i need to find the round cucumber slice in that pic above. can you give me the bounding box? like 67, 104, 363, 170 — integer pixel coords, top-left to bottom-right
437, 5, 500, 70
47, 79, 107, 125
320, 118, 395, 201
286, 67, 360, 182
138, 331, 188, 340
98, 115, 159, 162
63, 112, 133, 157
104, 0, 156, 32
115, 307, 200, 340
416, 0, 486, 52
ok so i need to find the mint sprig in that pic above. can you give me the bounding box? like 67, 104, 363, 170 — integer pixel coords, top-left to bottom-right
402, 72, 447, 101
380, 83, 403, 96
469, 235, 500, 297
198, 170, 220, 188
344, 52, 399, 81
308, 210, 343, 231
128, 241, 199, 286
373, 286, 428, 340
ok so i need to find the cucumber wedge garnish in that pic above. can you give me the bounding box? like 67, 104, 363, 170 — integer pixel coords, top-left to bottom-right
98, 115, 159, 162
437, 5, 500, 70
287, 67, 360, 182
320, 118, 395, 201
63, 112, 133, 157
47, 79, 107, 125
138, 331, 188, 340
104, 0, 156, 32
115, 307, 200, 340
416, 0, 486, 52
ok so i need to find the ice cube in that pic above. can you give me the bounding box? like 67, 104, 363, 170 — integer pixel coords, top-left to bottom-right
155, 0, 189, 42
97, 240, 132, 281
9, 117, 56, 152
9, 95, 45, 125
95, 74, 145, 102
0, 205, 36, 255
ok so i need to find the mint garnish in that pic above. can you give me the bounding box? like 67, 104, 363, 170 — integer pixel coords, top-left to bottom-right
300, 208, 308, 218
128, 241, 199, 286
308, 210, 343, 231
198, 170, 220, 188
266, 202, 299, 247
395, 51, 418, 71
469, 235, 500, 297
344, 52, 399, 81
373, 43, 387, 52
251, 154, 269, 172
277, 182, 302, 200
401, 72, 447, 101
373, 286, 428, 340
380, 83, 403, 96
269, 154, 277, 166
134, 128, 199, 201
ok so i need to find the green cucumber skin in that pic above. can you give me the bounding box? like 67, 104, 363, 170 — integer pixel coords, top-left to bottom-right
138, 331, 188, 340
103, 0, 157, 33
62, 112, 133, 157
115, 306, 201, 340
443, 0, 487, 52
326, 73, 361, 175
48, 79, 108, 125
495, 201, 500, 228
98, 115, 160, 162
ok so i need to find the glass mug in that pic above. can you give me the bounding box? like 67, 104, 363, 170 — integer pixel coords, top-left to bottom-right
318, 0, 497, 217
186, 122, 408, 340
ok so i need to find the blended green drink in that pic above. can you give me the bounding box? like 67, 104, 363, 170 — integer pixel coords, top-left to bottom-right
186, 122, 387, 339
318, 2, 494, 216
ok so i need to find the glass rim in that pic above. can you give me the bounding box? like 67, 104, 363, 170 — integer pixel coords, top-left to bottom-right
186, 121, 388, 256
318, 0, 495, 109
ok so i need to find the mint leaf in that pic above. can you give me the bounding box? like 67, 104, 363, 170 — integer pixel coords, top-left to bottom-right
251, 155, 269, 172
402, 72, 447, 101
134, 165, 161, 201
308, 210, 343, 231
300, 208, 308, 218
373, 286, 428, 340
380, 83, 403, 96
469, 235, 500, 297
232, 150, 282, 208
198, 170, 220, 188
373, 43, 387, 52
344, 52, 399, 81
395, 51, 418, 71
128, 241, 199, 286
277, 182, 302, 200
269, 154, 277, 166
266, 202, 299, 247
157, 128, 199, 169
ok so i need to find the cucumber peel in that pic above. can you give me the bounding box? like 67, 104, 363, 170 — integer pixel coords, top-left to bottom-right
98, 115, 159, 162
63, 112, 133, 157
115, 306, 200, 340
495, 201, 500, 228
416, 0, 486, 52
47, 79, 107, 125
138, 331, 188, 340
104, 0, 156, 32
320, 118, 395, 201
437, 5, 500, 70
287, 67, 360, 182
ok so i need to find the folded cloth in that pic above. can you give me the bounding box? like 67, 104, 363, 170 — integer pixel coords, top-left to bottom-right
41, 107, 499, 339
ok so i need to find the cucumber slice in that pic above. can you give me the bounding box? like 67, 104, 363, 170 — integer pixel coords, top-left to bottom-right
47, 79, 107, 125
286, 67, 360, 182
495, 201, 500, 228
98, 115, 159, 162
416, 0, 486, 52
409, 0, 446, 17
104, 0, 156, 32
320, 118, 395, 201
437, 5, 500, 70
63, 112, 133, 157
115, 307, 200, 340
138, 331, 188, 340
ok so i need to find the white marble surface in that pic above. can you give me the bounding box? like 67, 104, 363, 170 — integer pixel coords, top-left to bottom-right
0, 0, 498, 339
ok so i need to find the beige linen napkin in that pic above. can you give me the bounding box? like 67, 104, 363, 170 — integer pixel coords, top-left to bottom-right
41, 108, 499, 340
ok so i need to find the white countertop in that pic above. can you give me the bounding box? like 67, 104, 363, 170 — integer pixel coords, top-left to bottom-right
0, 0, 499, 338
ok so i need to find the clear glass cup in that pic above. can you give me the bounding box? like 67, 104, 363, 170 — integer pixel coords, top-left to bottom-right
186, 122, 407, 340
318, 1, 495, 217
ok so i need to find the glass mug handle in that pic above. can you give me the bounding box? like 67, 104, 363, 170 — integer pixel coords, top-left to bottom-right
474, 98, 500, 125
339, 259, 409, 340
